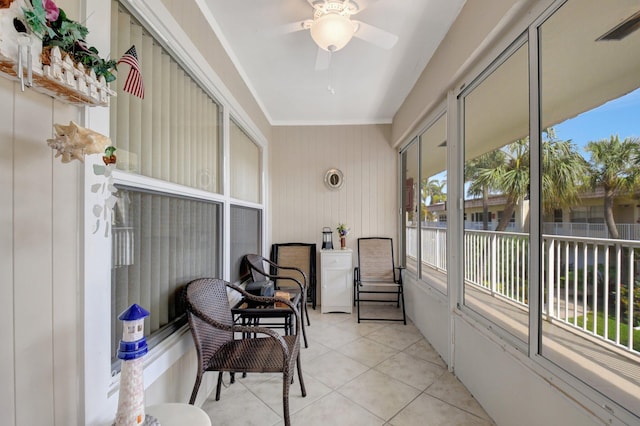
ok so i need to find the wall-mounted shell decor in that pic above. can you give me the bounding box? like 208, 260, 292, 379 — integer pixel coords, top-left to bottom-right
47, 121, 111, 163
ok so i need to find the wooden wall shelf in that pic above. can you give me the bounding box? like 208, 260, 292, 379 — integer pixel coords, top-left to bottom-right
0, 47, 115, 107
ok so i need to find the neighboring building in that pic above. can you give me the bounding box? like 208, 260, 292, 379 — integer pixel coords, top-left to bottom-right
424, 189, 640, 238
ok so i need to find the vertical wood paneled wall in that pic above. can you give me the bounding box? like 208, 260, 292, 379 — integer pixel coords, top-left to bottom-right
0, 77, 81, 425
270, 125, 398, 252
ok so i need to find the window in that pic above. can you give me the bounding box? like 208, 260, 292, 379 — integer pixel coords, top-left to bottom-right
83, 1, 266, 419
453, 0, 640, 418
109, 1, 225, 364
570, 206, 604, 223
462, 37, 530, 348
230, 119, 261, 203
402, 140, 419, 275
539, 0, 640, 417
229, 205, 261, 283
420, 114, 447, 292
111, 1, 222, 190
401, 112, 448, 293
111, 188, 221, 364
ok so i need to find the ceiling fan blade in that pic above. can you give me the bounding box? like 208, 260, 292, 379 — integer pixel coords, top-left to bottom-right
277, 19, 312, 35
353, 20, 398, 49
314, 47, 331, 71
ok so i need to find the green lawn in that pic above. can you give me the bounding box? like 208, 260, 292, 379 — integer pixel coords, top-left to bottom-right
570, 312, 640, 353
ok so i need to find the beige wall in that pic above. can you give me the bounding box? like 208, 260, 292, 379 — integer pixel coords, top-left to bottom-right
391, 0, 537, 147
270, 125, 397, 251
0, 64, 82, 425
0, 4, 82, 426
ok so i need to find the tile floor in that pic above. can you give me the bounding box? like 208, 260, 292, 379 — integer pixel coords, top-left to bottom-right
201, 304, 495, 426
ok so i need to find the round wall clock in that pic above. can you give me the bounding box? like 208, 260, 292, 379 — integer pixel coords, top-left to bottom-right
324, 168, 344, 190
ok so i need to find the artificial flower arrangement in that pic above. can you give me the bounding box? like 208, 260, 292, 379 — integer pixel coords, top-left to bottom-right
0, 0, 117, 106
20, 0, 117, 82
336, 223, 350, 237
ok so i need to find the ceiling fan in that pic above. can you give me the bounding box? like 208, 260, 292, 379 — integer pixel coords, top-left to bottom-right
283, 0, 399, 70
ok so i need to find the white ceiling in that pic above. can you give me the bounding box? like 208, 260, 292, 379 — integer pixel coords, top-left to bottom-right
199, 0, 466, 125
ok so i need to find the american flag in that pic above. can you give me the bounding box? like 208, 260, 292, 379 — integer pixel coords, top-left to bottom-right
117, 45, 144, 99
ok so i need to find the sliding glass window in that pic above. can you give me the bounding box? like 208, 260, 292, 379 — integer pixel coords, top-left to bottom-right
402, 140, 419, 275
401, 113, 448, 293
462, 37, 530, 347
420, 114, 448, 293
539, 0, 640, 417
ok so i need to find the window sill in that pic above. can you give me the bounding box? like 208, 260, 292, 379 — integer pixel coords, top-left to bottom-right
108, 324, 192, 396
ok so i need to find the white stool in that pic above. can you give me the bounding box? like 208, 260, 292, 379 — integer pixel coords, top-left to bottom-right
146, 403, 211, 426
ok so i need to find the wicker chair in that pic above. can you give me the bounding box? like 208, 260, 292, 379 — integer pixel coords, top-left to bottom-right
243, 254, 309, 348
184, 278, 306, 426
354, 237, 406, 324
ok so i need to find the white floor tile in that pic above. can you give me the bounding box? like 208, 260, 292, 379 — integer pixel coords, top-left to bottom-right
290, 391, 386, 426
389, 393, 493, 426
337, 337, 399, 367
199, 306, 493, 425
374, 352, 446, 391
338, 369, 421, 421
425, 372, 494, 421
303, 350, 369, 389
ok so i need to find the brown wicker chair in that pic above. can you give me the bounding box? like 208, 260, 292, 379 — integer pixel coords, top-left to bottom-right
184, 278, 306, 426
242, 254, 309, 348
354, 237, 406, 324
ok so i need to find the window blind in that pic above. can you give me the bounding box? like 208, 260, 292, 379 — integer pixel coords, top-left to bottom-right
110, 2, 221, 192
109, 2, 225, 366
230, 119, 261, 203
111, 187, 221, 363
230, 205, 261, 282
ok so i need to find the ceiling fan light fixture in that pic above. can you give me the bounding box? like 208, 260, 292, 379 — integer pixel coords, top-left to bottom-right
310, 13, 355, 52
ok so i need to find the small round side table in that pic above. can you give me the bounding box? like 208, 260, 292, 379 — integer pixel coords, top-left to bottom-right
145, 403, 211, 426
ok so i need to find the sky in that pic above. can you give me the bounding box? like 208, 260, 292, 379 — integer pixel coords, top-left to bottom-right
424, 87, 640, 199
553, 87, 640, 155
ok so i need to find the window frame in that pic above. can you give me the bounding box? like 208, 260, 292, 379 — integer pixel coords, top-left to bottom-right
457, 30, 531, 350
83, 0, 269, 422
399, 105, 449, 296
450, 0, 636, 422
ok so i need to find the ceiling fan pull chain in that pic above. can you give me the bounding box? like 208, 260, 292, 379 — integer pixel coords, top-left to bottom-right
327, 51, 335, 94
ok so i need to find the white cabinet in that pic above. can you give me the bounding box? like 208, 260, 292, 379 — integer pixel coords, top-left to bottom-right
321, 249, 353, 313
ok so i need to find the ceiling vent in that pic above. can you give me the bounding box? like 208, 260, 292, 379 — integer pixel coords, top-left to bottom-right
597, 10, 640, 41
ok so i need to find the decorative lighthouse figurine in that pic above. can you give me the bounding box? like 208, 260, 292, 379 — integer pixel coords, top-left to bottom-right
115, 304, 151, 426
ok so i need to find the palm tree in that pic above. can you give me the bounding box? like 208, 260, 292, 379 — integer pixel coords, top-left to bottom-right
465, 151, 506, 230
584, 135, 640, 239
421, 178, 446, 222
465, 128, 588, 231
542, 136, 589, 214
492, 138, 530, 231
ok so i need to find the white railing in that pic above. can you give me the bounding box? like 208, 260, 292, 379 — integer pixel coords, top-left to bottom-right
543, 234, 639, 353
405, 224, 639, 355
464, 230, 529, 306
421, 226, 447, 272
544, 222, 640, 240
